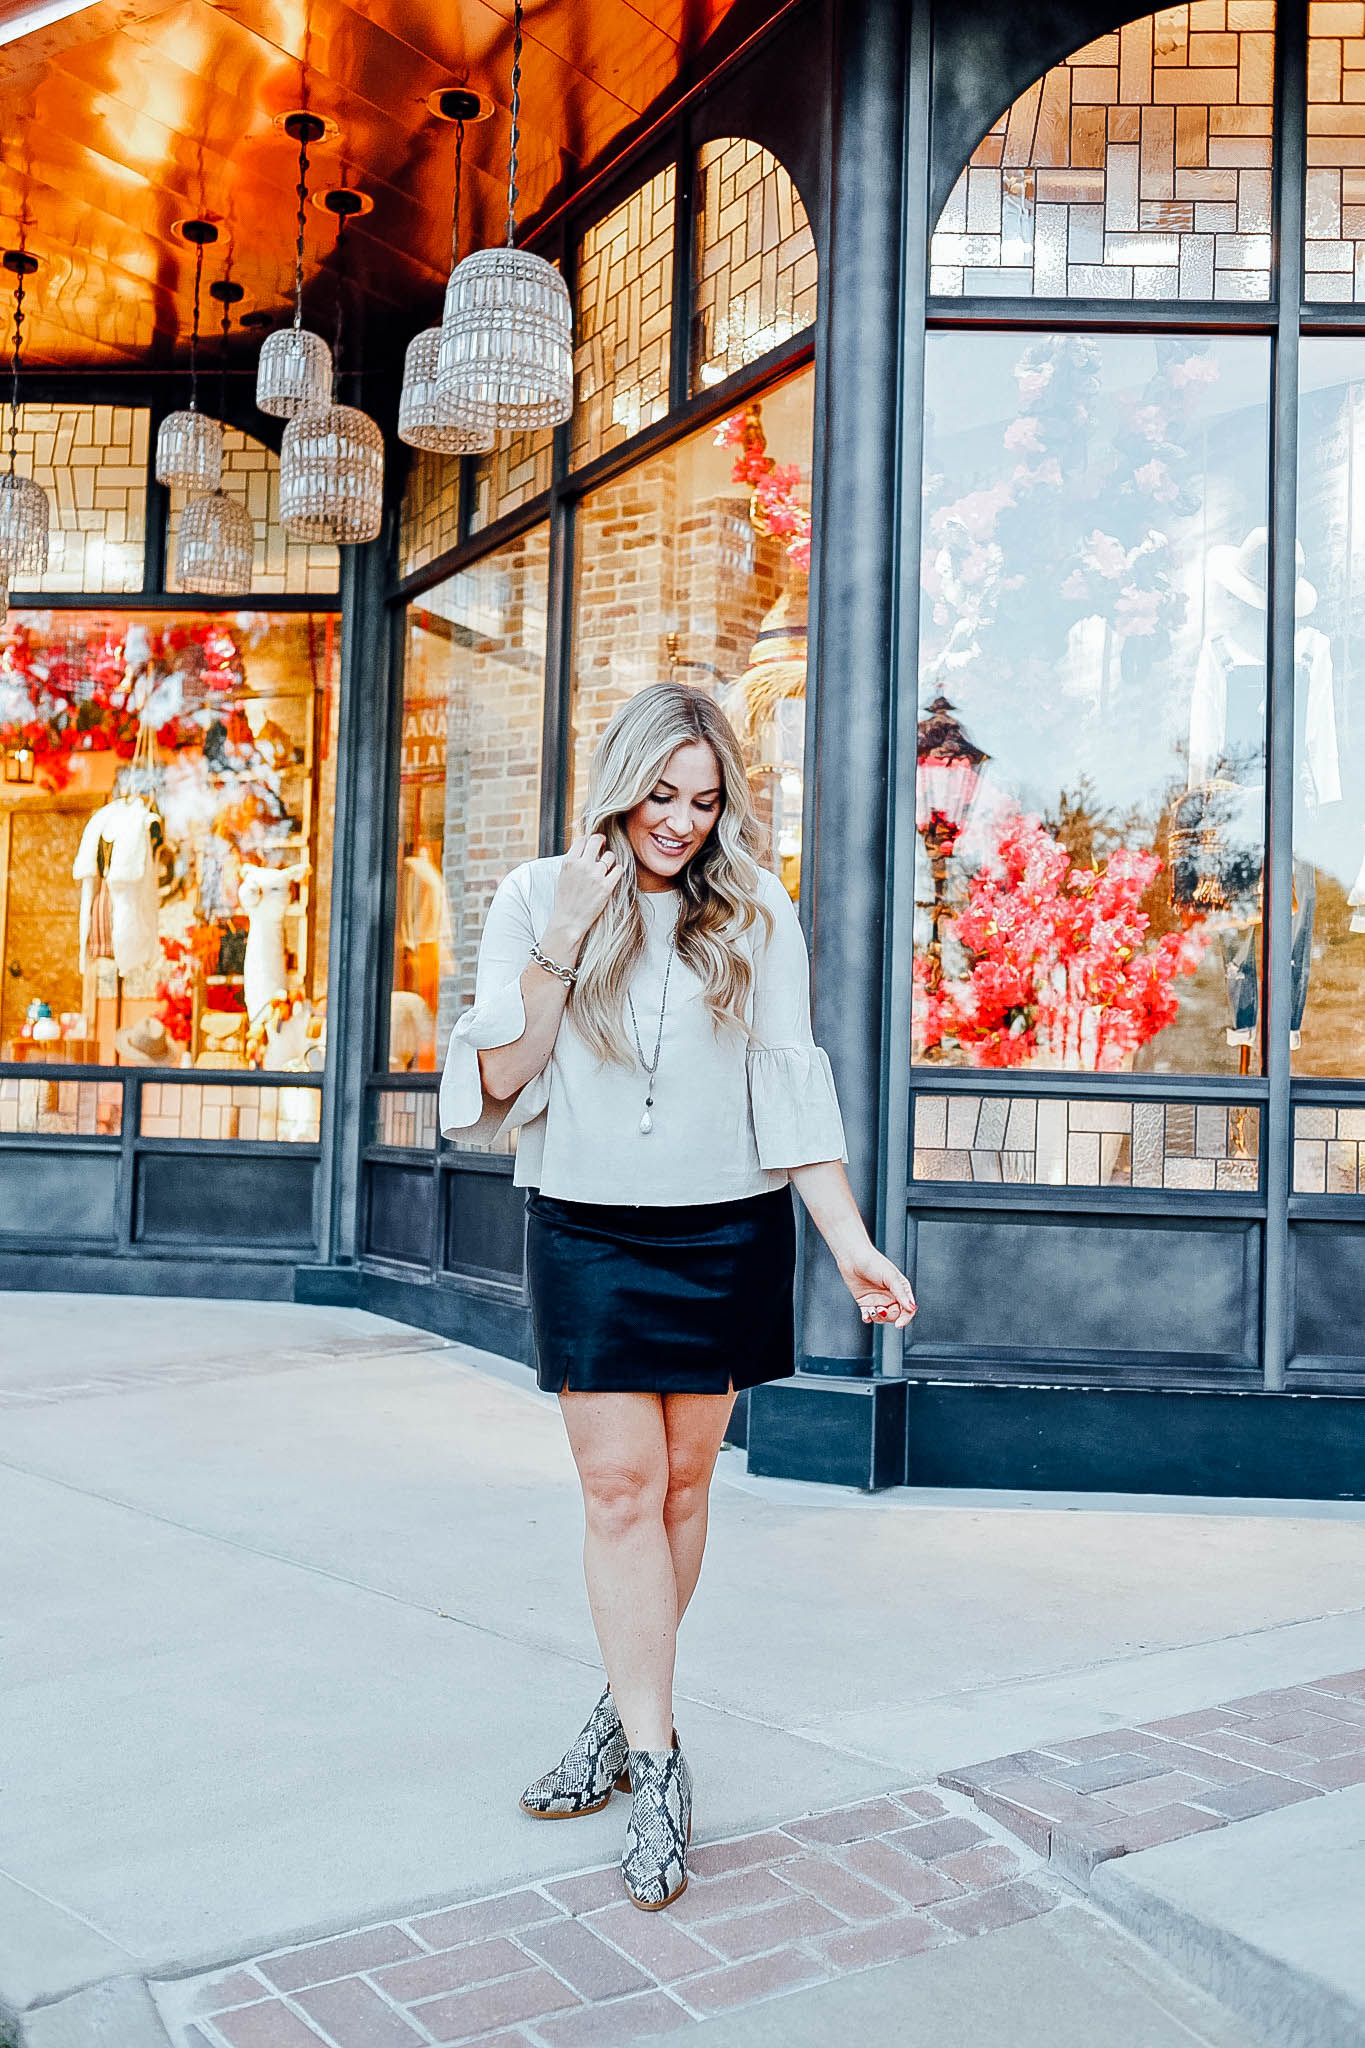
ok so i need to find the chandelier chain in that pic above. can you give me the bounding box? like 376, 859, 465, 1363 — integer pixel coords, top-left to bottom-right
189, 237, 204, 410
292, 124, 311, 330
8, 261, 25, 478
451, 116, 465, 271
506, 0, 523, 248
333, 211, 348, 381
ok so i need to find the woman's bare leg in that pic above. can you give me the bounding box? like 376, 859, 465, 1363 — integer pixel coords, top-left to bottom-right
661, 1388, 738, 1621
558, 1389, 675, 1752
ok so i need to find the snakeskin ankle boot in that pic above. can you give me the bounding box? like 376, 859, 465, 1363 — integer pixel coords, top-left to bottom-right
620, 1739, 692, 1909
519, 1685, 630, 1819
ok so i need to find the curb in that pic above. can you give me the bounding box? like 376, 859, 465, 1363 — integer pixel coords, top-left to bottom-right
8, 1978, 176, 2048
1092, 1858, 1365, 2048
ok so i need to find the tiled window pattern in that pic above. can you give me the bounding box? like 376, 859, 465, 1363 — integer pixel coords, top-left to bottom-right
1292, 1103, 1365, 1189
10, 405, 148, 592
165, 428, 339, 595
373, 1088, 439, 1150
913, 1093, 1261, 1190
0, 1075, 122, 1136
572, 165, 675, 466
692, 137, 817, 389
930, 5, 1276, 301
1306, 3, 1365, 298
139, 1081, 322, 1143
398, 448, 462, 578
469, 429, 555, 534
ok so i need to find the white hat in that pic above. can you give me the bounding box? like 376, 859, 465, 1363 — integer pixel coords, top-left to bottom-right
1206, 526, 1316, 619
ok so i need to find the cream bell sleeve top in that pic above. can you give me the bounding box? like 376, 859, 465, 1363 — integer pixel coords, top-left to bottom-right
438, 855, 846, 1204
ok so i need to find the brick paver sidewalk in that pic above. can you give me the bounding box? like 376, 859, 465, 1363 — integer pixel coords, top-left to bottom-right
181, 1667, 1365, 2048
943, 1667, 1365, 1886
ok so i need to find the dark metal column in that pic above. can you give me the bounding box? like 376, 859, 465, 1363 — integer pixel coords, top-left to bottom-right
316, 521, 397, 1266
800, 0, 908, 1372
1263, 0, 1309, 1389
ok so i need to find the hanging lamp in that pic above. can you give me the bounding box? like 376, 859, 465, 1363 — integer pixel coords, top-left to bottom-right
155, 220, 224, 492
435, 0, 573, 433
399, 93, 493, 454
279, 189, 383, 544
177, 277, 255, 594
0, 249, 50, 581
256, 112, 334, 418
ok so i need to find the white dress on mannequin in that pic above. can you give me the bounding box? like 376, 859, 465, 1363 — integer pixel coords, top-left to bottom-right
73, 798, 160, 977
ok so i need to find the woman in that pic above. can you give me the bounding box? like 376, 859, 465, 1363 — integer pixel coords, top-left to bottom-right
440, 683, 915, 1912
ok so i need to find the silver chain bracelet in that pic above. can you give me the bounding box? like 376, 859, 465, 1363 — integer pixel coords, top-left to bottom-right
529, 939, 577, 987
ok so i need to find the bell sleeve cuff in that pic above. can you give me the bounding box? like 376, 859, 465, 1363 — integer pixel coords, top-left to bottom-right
747, 1043, 847, 1171
438, 976, 550, 1145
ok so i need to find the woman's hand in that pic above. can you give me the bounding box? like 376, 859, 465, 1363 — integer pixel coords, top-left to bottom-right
839, 1245, 918, 1329
543, 833, 622, 957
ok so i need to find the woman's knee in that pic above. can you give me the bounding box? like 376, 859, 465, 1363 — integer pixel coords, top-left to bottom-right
662, 1452, 712, 1524
580, 1456, 666, 1538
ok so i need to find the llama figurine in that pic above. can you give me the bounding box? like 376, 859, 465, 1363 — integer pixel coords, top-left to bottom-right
238, 862, 309, 1025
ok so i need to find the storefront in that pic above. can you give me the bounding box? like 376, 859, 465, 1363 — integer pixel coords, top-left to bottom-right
3, 0, 1363, 1496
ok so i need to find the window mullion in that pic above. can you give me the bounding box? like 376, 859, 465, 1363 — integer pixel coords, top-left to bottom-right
1262, 0, 1310, 1391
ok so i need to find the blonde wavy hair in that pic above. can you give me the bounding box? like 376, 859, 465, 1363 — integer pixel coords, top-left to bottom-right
570, 683, 773, 1066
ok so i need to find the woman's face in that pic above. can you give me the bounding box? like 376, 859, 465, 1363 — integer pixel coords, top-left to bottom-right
623, 739, 723, 890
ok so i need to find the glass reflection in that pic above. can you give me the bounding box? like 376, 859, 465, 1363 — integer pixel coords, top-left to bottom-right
914, 331, 1272, 1074
570, 364, 815, 899
392, 528, 548, 1074
1294, 340, 1365, 1074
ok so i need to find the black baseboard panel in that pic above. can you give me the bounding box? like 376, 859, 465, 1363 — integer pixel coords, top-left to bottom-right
746, 1373, 908, 1490
297, 1262, 534, 1363
0, 1249, 298, 1299
905, 1380, 1365, 1500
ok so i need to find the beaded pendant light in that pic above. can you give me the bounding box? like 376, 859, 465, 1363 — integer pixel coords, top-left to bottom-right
279, 190, 383, 544
0, 250, 50, 582
256, 112, 334, 418
176, 277, 255, 594
155, 221, 224, 492
435, 0, 573, 434
399, 94, 493, 455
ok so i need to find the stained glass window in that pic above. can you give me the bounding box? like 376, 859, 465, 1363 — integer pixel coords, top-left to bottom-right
164, 428, 339, 596
1306, 2, 1365, 299
914, 1093, 1260, 1190
930, 5, 1275, 301
692, 138, 817, 389
10, 405, 148, 593
398, 449, 462, 579
469, 430, 555, 535
572, 166, 676, 466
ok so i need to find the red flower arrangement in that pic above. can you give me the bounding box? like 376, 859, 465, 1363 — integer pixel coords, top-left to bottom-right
916, 809, 1207, 1070
0, 619, 244, 790
715, 405, 811, 571
153, 920, 229, 1047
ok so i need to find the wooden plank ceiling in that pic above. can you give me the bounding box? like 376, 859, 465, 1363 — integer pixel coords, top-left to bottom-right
0, 0, 746, 368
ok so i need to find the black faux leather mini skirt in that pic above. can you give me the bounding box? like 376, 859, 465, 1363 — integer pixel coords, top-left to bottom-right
525, 1187, 797, 1394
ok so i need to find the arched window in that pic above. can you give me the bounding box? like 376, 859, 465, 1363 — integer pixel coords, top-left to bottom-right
692, 137, 817, 386
931, 5, 1273, 302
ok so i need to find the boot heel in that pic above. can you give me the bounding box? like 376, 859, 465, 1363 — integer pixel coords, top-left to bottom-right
614, 1768, 632, 1792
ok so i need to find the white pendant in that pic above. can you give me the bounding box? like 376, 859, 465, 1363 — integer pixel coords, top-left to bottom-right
639, 1109, 653, 1134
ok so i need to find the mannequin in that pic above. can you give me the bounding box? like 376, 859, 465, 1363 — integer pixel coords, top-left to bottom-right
238, 861, 308, 1025
1180, 527, 1337, 1065
400, 839, 453, 1017
73, 795, 161, 979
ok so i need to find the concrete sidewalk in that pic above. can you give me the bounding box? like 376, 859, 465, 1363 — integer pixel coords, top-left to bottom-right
3, 1293, 1364, 2045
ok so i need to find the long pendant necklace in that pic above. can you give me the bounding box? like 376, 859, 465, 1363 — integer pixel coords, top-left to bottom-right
625, 934, 675, 1136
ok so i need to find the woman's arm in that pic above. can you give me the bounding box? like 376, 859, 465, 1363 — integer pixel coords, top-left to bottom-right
788, 1160, 917, 1328
477, 835, 621, 1101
